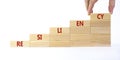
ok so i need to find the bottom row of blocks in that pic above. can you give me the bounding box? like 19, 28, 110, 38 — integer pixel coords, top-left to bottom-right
10, 40, 110, 47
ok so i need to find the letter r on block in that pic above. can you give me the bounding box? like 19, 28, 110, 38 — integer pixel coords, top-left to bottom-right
76, 21, 84, 26
17, 41, 23, 47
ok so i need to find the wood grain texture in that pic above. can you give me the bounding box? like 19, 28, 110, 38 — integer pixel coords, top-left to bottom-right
70, 41, 96, 47
90, 13, 111, 20
50, 27, 69, 34
70, 41, 110, 47
70, 34, 90, 41
91, 34, 110, 46
70, 27, 90, 34
91, 34, 110, 41
91, 27, 110, 34
50, 41, 70, 47
30, 41, 49, 47
29, 34, 49, 41
50, 34, 70, 41
70, 20, 90, 27
91, 21, 110, 27
10, 41, 29, 47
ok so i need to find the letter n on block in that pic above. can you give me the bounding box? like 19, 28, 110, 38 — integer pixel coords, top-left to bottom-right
70, 20, 90, 34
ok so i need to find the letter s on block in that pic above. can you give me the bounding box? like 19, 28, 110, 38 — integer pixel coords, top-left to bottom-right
37, 34, 42, 40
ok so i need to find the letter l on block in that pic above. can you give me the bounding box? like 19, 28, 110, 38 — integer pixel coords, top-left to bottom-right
57, 28, 62, 33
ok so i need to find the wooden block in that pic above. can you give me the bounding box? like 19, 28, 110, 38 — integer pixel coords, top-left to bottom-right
30, 34, 49, 41
70, 34, 110, 47
70, 20, 90, 27
70, 41, 110, 47
70, 34, 90, 41
91, 34, 110, 41
30, 41, 49, 47
10, 41, 29, 47
91, 27, 110, 34
50, 27, 69, 35
70, 41, 96, 47
50, 41, 70, 47
90, 40, 110, 46
70, 27, 90, 34
91, 34, 110, 46
50, 34, 70, 41
90, 13, 111, 20
91, 21, 110, 27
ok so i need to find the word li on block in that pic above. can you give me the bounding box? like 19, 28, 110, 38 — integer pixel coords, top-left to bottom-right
49, 27, 70, 47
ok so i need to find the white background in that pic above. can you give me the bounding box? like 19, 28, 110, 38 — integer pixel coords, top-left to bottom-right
0, 0, 120, 60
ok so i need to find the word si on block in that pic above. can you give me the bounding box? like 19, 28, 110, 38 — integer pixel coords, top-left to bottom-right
30, 34, 49, 41
29, 34, 49, 47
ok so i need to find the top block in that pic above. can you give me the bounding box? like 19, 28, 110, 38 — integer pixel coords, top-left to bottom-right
90, 13, 111, 20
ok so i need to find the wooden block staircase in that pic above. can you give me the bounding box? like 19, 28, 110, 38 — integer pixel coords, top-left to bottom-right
10, 13, 111, 47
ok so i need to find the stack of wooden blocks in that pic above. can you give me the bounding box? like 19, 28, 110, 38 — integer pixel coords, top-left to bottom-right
10, 13, 111, 47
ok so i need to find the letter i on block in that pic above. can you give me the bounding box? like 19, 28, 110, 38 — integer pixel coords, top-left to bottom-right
10, 41, 29, 47
29, 34, 49, 47
70, 20, 90, 34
